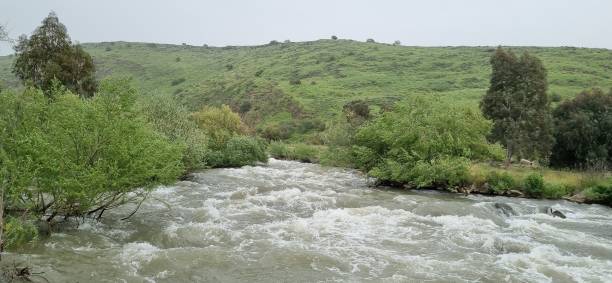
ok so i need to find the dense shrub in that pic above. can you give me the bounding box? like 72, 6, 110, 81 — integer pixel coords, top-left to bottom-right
331, 35, 338, 40
523, 173, 545, 198
343, 100, 370, 125
269, 142, 320, 163
192, 105, 268, 168
551, 88, 612, 169
3, 217, 38, 249
542, 182, 570, 199
192, 105, 246, 147
207, 136, 267, 167
292, 144, 320, 163
486, 171, 517, 193
0, 78, 184, 224
269, 141, 291, 159
353, 97, 502, 188
138, 92, 209, 170
584, 184, 612, 206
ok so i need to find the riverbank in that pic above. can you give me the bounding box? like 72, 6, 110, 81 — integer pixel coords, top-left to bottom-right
268, 142, 612, 206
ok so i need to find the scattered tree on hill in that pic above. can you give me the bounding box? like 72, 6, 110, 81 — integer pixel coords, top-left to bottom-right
393, 40, 401, 46
331, 35, 338, 40
343, 100, 370, 126
480, 47, 554, 164
366, 38, 375, 43
551, 88, 612, 169
12, 12, 97, 97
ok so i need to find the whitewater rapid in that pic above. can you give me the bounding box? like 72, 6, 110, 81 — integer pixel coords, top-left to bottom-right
7, 159, 612, 282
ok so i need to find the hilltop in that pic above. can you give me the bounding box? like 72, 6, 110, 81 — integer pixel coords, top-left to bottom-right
1, 39, 611, 137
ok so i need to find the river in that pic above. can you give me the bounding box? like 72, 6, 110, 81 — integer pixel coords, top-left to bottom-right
6, 159, 612, 282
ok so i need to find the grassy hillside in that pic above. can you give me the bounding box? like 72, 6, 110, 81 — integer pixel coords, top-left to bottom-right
1, 39, 611, 136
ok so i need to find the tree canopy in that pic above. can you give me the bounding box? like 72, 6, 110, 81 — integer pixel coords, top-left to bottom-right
480, 47, 554, 163
353, 97, 503, 187
551, 88, 612, 169
12, 12, 97, 97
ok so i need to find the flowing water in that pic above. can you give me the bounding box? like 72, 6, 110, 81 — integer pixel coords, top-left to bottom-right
6, 159, 612, 282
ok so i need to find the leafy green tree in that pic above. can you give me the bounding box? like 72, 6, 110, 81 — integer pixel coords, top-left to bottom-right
354, 97, 503, 187
138, 92, 209, 171
480, 47, 554, 163
12, 12, 97, 97
0, 78, 183, 228
551, 88, 612, 169
192, 105, 246, 148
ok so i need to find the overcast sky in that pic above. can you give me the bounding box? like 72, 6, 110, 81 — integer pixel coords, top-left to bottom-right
1, 0, 611, 55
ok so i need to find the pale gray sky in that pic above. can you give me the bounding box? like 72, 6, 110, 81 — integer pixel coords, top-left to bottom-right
1, 0, 611, 55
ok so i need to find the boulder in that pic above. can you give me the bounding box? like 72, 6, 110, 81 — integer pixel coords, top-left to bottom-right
472, 183, 491, 194
546, 207, 566, 219
506, 190, 524, 198
494, 202, 517, 216
566, 193, 586, 204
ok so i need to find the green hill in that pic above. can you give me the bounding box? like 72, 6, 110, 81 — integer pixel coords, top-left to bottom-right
1, 39, 611, 138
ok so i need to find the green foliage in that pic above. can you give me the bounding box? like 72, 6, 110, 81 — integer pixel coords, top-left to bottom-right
486, 171, 517, 193
137, 92, 209, 170
342, 100, 370, 126
584, 184, 612, 206
523, 173, 545, 198
0, 78, 184, 220
3, 217, 38, 249
408, 157, 470, 187
480, 47, 554, 163
269, 142, 320, 163
192, 105, 246, 148
542, 182, 570, 199
354, 97, 500, 188
331, 35, 338, 40
12, 12, 97, 97
207, 136, 267, 168
3, 40, 610, 142
551, 88, 612, 169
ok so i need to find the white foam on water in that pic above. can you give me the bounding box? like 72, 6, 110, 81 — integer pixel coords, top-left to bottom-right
119, 242, 161, 275
19, 159, 612, 282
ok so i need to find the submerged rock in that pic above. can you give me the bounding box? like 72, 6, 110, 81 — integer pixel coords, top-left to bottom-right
546, 207, 567, 219
494, 202, 517, 216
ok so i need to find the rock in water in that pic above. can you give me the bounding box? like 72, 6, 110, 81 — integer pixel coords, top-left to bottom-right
546, 207, 566, 219
494, 203, 517, 216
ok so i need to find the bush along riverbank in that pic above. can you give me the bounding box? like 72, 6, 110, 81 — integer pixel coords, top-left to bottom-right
268, 93, 612, 207
270, 143, 611, 206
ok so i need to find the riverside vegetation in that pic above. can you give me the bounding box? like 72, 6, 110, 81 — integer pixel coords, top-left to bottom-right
0, 13, 611, 258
